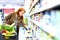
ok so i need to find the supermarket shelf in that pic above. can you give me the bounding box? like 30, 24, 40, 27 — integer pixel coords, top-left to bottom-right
29, 0, 38, 13
30, 19, 57, 36
29, 2, 60, 16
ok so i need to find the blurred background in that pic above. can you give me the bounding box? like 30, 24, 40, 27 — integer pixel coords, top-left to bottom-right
0, 0, 60, 40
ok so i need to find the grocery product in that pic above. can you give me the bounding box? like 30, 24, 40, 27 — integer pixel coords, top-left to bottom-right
0, 9, 4, 24
32, 15, 35, 20
50, 10, 56, 26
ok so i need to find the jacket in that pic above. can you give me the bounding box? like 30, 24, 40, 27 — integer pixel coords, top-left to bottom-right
4, 12, 25, 27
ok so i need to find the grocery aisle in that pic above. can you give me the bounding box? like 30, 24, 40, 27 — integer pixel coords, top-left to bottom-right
0, 0, 60, 40
28, 0, 60, 40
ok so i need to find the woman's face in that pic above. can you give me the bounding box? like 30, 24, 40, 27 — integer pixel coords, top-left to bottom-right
19, 11, 24, 16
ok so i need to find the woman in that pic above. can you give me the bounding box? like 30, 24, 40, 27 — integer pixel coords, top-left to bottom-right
4, 8, 27, 40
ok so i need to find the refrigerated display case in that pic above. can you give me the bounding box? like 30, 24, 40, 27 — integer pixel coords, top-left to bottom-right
28, 0, 60, 40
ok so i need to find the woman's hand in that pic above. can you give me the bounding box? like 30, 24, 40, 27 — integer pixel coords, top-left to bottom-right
24, 24, 28, 30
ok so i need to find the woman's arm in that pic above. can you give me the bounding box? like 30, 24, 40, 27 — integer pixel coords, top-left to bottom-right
4, 13, 12, 24
22, 21, 28, 30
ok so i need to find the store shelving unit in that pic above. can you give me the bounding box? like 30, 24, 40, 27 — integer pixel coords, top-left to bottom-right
29, 19, 56, 36
29, 0, 39, 12
29, 1, 60, 16
29, 0, 60, 40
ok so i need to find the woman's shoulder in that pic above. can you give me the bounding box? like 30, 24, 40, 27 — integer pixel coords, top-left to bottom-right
5, 12, 16, 19
8, 12, 17, 17
11, 12, 16, 15
10, 12, 17, 18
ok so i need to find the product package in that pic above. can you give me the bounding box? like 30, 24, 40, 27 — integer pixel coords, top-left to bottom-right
0, 9, 4, 24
